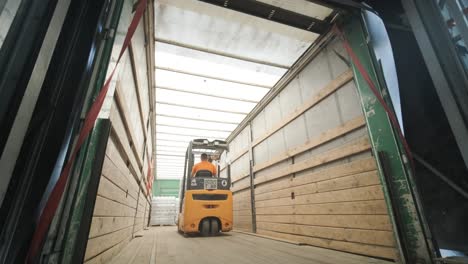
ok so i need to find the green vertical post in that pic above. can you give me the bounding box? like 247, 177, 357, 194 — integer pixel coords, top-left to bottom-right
342, 15, 433, 263
61, 120, 111, 263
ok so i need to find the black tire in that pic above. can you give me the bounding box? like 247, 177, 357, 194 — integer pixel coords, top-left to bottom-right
200, 219, 210, 237
210, 219, 219, 236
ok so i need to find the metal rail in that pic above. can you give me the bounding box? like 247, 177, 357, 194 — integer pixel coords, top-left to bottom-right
156, 86, 259, 103
156, 38, 290, 69
156, 101, 249, 115
156, 113, 239, 125
155, 66, 272, 89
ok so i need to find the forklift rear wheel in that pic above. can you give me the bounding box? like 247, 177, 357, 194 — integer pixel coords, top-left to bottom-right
210, 219, 219, 236
201, 219, 210, 237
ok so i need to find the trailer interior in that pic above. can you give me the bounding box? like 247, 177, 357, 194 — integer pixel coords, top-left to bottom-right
1, 0, 467, 263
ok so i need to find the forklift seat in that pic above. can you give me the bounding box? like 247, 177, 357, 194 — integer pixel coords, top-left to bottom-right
195, 170, 213, 177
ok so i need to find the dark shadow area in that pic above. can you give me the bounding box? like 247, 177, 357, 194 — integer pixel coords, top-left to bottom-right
0, 1, 112, 262
179, 232, 232, 238
367, 0, 468, 257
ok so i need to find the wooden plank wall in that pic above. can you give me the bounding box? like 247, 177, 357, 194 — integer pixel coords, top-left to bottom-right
83, 1, 155, 263
222, 36, 398, 260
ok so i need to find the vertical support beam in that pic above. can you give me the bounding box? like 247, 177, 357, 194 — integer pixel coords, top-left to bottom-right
247, 122, 257, 233
342, 15, 434, 263
227, 164, 232, 185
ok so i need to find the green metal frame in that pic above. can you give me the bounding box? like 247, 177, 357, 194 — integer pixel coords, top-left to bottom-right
58, 0, 125, 262
342, 14, 434, 263
61, 119, 111, 263
153, 179, 180, 197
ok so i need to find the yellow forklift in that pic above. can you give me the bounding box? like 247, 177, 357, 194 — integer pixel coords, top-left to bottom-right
177, 139, 233, 236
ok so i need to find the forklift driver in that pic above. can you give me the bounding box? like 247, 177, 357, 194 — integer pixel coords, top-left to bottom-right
191, 153, 217, 177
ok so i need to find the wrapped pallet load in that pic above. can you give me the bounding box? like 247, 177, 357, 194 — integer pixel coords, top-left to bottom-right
150, 197, 180, 226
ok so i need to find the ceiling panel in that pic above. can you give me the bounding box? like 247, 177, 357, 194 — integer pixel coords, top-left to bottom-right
157, 145, 187, 151
156, 125, 230, 139
155, 68, 269, 101
257, 0, 333, 20
156, 103, 246, 123
156, 140, 189, 147
156, 133, 217, 142
156, 89, 256, 114
155, 43, 286, 87
153, 0, 333, 181
155, 0, 318, 67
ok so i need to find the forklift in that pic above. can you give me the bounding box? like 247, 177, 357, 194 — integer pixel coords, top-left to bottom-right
177, 139, 233, 236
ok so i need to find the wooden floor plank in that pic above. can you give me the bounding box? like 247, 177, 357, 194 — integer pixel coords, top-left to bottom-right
110, 227, 392, 264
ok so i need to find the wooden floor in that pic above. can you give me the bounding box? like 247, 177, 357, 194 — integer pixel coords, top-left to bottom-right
110, 227, 393, 264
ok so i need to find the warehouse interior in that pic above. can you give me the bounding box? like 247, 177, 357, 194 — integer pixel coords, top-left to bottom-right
0, 0, 467, 263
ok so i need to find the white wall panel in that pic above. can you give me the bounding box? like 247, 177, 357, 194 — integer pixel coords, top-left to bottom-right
231, 152, 249, 179
304, 95, 341, 139
266, 130, 286, 161
264, 97, 283, 131
278, 77, 303, 118
336, 82, 364, 123
239, 153, 250, 176
326, 38, 349, 79
298, 51, 332, 100
251, 110, 267, 141
283, 116, 309, 150
253, 140, 269, 165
